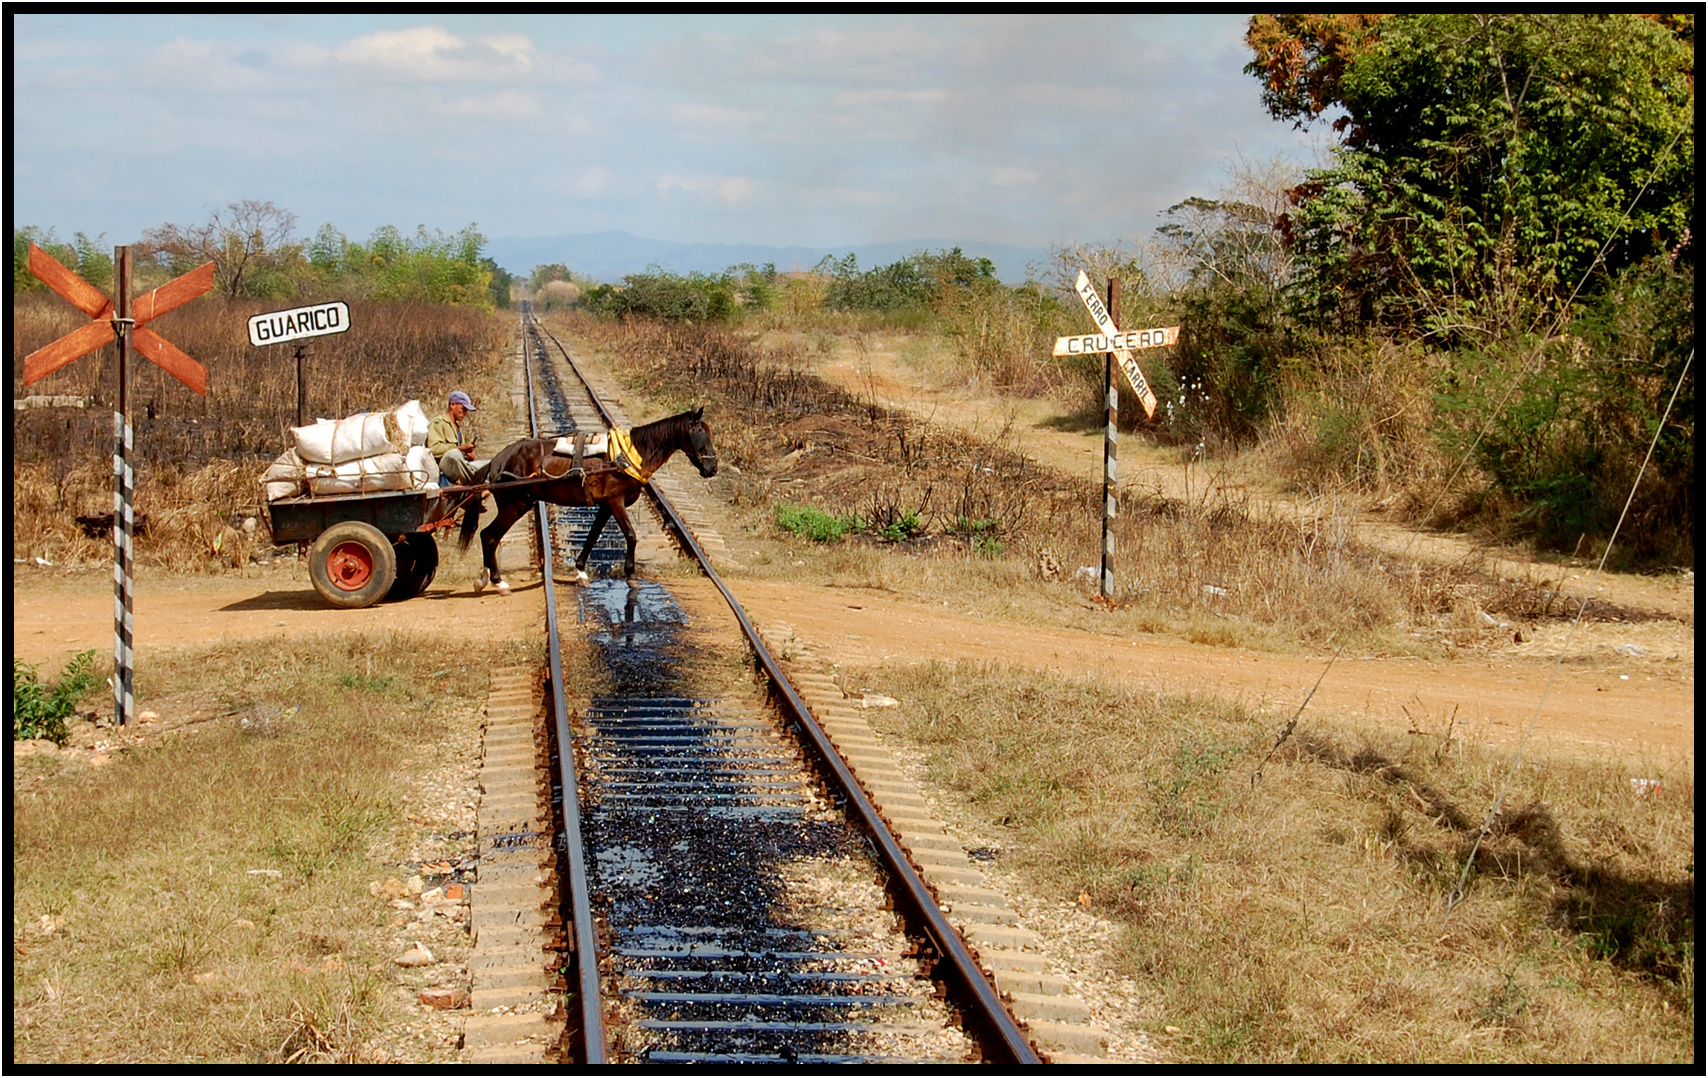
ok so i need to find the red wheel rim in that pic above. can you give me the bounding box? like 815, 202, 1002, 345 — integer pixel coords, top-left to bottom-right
326, 541, 375, 591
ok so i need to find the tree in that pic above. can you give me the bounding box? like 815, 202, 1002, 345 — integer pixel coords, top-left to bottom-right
484, 259, 513, 309
529, 263, 572, 292
1151, 157, 1304, 442
13, 227, 112, 292
140, 200, 302, 299
1249, 14, 1695, 336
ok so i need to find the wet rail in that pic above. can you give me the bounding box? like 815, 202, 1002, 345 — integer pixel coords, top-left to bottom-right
518, 305, 1041, 1065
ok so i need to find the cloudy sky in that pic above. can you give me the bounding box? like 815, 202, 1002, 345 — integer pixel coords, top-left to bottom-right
13, 14, 1320, 257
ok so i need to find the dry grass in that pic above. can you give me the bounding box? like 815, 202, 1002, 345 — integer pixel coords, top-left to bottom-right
10, 631, 529, 1064
12, 294, 511, 570
14, 458, 274, 572
1260, 339, 1457, 513
863, 661, 1694, 1065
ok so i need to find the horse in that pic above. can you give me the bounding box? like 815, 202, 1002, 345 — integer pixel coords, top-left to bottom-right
456, 407, 718, 594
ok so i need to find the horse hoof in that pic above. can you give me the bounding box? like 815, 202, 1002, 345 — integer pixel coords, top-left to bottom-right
496, 580, 511, 597
574, 569, 589, 585
476, 568, 489, 594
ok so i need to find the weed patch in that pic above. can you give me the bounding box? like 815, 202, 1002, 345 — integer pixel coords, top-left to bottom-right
775, 503, 861, 543
12, 650, 98, 745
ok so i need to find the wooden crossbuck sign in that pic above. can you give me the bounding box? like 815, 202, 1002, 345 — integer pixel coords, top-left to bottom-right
1056, 271, 1181, 603
1054, 270, 1177, 419
24, 244, 215, 394
24, 243, 214, 729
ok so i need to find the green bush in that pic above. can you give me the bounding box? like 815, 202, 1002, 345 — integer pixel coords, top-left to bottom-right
776, 503, 861, 542
13, 650, 98, 745
875, 508, 923, 542
1439, 258, 1695, 563
1165, 284, 1291, 445
955, 515, 1006, 558
585, 270, 738, 323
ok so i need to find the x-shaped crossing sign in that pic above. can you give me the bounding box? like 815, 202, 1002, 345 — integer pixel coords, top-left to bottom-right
23, 243, 215, 395
1053, 270, 1177, 418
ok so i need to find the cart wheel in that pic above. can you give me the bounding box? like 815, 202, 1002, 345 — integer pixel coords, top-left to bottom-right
388, 533, 440, 601
307, 521, 397, 609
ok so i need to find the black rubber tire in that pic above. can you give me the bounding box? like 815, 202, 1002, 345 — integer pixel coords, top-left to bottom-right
387, 533, 440, 601
307, 521, 397, 609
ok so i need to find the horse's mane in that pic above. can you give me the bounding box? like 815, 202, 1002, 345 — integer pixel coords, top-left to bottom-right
629, 409, 702, 460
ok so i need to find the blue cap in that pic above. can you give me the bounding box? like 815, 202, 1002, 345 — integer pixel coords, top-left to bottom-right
449, 390, 476, 411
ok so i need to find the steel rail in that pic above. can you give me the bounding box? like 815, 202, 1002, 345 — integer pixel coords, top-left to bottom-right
519, 306, 607, 1062
531, 318, 1042, 1066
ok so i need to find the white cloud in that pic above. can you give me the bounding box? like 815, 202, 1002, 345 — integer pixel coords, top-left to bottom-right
987, 167, 1039, 188
800, 186, 889, 207
669, 103, 762, 132
831, 88, 947, 109
332, 25, 537, 81
13, 15, 1316, 248
657, 174, 759, 206
439, 89, 541, 119
558, 166, 618, 200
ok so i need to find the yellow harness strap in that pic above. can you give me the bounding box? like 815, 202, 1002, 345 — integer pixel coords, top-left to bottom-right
606, 427, 650, 483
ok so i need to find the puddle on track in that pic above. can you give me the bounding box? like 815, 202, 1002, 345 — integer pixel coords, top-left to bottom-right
568, 576, 974, 1064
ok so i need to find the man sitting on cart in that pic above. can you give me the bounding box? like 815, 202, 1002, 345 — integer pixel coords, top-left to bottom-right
429, 390, 490, 485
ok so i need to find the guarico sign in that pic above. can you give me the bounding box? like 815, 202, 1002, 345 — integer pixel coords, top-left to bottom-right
248, 301, 352, 347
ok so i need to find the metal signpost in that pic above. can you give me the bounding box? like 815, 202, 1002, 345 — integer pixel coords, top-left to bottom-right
25, 243, 214, 726
248, 301, 352, 427
1053, 270, 1179, 602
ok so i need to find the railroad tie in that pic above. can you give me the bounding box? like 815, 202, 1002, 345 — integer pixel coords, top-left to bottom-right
758, 623, 1123, 1064
463, 666, 567, 1064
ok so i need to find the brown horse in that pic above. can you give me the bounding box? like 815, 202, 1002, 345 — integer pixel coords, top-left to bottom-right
457, 407, 718, 593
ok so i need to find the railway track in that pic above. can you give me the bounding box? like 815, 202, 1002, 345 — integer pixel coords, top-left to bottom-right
502, 305, 1048, 1065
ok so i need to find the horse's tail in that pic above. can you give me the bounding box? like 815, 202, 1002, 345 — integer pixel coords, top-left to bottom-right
456, 460, 492, 552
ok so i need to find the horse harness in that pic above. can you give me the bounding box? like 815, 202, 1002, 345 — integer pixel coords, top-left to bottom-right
500, 428, 652, 486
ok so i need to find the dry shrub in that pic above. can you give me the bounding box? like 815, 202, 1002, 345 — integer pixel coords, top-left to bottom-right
867, 660, 1695, 1064
12, 293, 508, 570
12, 292, 505, 471
1114, 487, 1401, 643
14, 457, 274, 570
937, 285, 1076, 397
563, 315, 1585, 649
1263, 339, 1453, 510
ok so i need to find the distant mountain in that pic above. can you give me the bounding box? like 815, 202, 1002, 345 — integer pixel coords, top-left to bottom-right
484, 230, 1052, 285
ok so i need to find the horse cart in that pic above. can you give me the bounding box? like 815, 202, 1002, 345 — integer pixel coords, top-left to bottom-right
267, 485, 481, 609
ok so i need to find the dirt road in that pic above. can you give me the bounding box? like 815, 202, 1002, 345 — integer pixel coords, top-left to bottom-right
13, 553, 1693, 767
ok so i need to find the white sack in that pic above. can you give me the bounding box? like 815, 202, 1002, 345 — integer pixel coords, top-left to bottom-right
553, 433, 609, 458
405, 444, 439, 488
262, 449, 306, 502
292, 412, 395, 465
394, 400, 431, 447
306, 452, 412, 496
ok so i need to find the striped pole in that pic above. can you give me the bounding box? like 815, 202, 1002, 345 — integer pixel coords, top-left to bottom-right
112, 247, 135, 727
1100, 277, 1120, 602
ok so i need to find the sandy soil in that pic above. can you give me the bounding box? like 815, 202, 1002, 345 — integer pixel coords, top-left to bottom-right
15, 525, 1691, 772
11, 544, 547, 676
694, 577, 1692, 763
